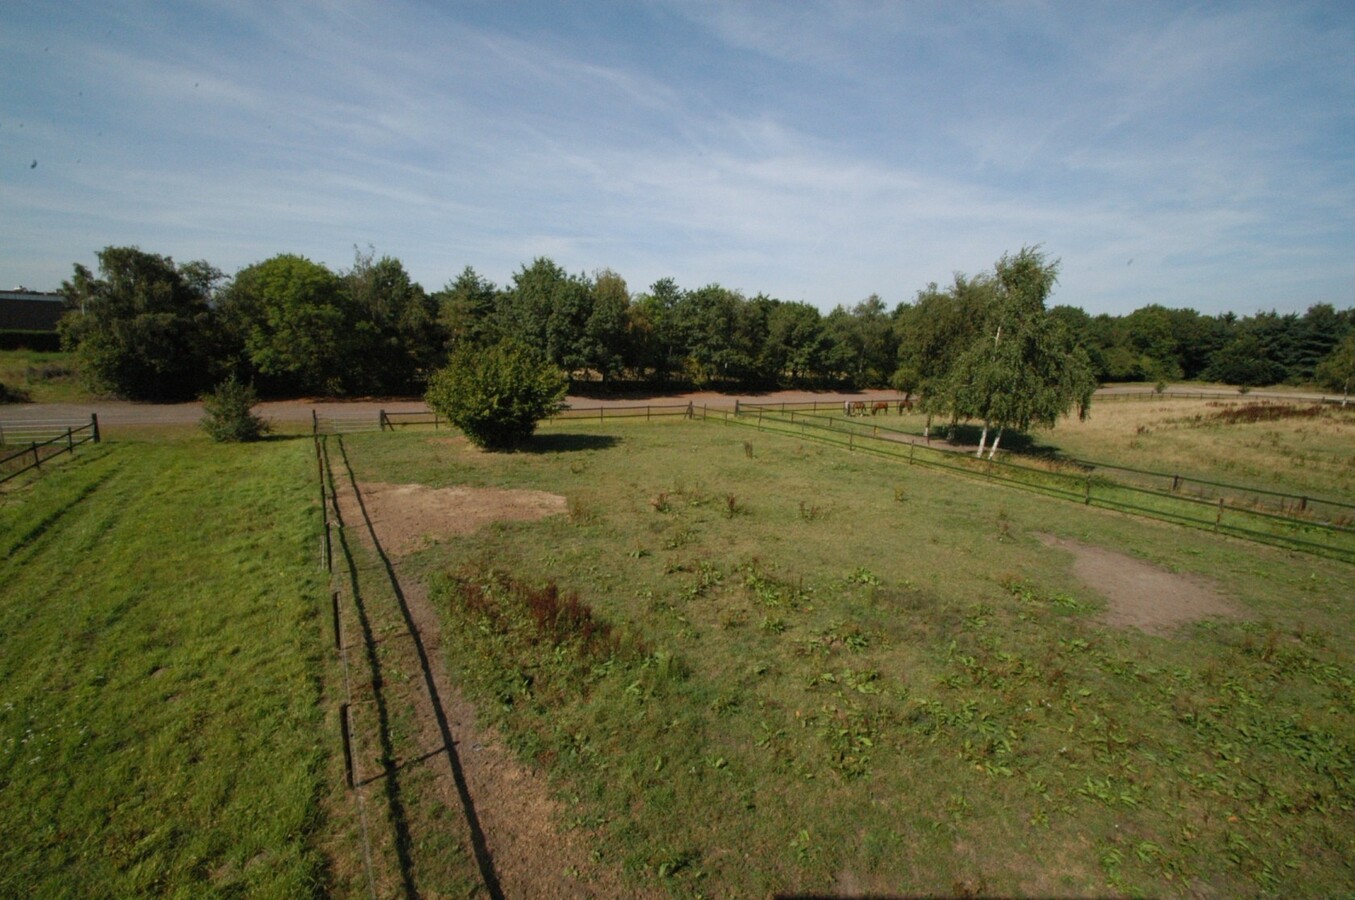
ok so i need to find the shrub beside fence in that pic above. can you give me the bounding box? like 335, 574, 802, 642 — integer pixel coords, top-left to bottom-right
0, 414, 100, 484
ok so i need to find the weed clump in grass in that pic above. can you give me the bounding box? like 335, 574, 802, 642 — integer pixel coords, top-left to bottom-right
1207, 402, 1328, 425
451, 570, 648, 663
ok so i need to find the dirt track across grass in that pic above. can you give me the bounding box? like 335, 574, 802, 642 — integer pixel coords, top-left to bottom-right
3, 385, 1335, 433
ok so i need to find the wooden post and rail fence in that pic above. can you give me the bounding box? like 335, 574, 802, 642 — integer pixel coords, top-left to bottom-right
0, 414, 100, 485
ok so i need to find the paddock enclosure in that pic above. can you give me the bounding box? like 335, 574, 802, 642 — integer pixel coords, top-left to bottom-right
3, 395, 1353, 896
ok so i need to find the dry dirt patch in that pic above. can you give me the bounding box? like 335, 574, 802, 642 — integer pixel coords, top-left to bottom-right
1038, 534, 1246, 636
355, 481, 567, 556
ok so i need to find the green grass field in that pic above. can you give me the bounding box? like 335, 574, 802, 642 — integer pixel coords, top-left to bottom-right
2, 401, 1352, 896
0, 349, 85, 404
0, 436, 331, 895
338, 417, 1355, 896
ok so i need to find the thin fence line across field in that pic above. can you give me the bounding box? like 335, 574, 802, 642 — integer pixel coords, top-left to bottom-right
378, 402, 699, 432
735, 406, 1354, 562
743, 404, 1352, 516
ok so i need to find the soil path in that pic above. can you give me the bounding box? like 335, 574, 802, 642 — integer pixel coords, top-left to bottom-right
1038, 534, 1246, 635
330, 458, 646, 898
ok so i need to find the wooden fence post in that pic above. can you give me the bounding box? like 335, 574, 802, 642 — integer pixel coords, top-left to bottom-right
1215, 498, 1224, 532
90, 413, 100, 443
312, 409, 318, 436
31, 442, 40, 469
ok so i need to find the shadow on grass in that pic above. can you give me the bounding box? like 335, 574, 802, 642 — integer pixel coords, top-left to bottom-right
932, 423, 1066, 459
520, 433, 621, 454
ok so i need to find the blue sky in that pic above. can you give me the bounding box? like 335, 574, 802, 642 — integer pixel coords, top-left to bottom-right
2, 1, 1351, 316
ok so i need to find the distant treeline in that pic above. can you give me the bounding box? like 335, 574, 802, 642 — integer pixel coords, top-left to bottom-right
51, 245, 1355, 402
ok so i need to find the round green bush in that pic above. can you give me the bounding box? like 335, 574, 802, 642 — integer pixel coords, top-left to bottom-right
424, 341, 568, 451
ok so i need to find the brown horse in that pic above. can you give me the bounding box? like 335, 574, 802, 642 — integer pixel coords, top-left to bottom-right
847, 400, 867, 416
897, 399, 914, 414
871, 401, 889, 416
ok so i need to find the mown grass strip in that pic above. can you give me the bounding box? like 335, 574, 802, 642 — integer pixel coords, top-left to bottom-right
0, 437, 330, 895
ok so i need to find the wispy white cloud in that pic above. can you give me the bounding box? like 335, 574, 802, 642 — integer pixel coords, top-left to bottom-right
0, 0, 1350, 314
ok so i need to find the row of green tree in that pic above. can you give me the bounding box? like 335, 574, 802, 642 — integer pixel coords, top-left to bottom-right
56, 244, 1355, 403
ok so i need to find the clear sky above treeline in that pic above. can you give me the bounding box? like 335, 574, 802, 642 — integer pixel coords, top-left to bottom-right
2, 1, 1352, 317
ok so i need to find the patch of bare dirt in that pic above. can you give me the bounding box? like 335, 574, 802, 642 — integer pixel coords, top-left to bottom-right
356, 481, 567, 556
1039, 534, 1246, 636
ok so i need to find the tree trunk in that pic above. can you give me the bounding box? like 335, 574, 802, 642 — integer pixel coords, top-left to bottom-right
976, 421, 989, 458
988, 428, 1004, 459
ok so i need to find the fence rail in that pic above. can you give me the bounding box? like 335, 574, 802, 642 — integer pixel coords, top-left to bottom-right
312, 410, 383, 435
732, 405, 1354, 563
380, 410, 444, 430
0, 415, 100, 485
377, 402, 700, 431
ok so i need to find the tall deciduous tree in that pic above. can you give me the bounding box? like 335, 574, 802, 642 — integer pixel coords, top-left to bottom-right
894, 273, 994, 434
500, 257, 596, 376
823, 295, 897, 387
762, 301, 830, 384
674, 284, 764, 385
580, 268, 630, 382
627, 277, 685, 383
58, 246, 223, 401
220, 254, 350, 395
945, 248, 1096, 458
343, 248, 441, 394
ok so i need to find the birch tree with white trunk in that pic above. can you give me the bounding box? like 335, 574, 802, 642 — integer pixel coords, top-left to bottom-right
945, 247, 1096, 458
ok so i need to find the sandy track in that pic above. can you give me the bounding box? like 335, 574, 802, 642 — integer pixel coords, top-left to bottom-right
1, 385, 1336, 431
